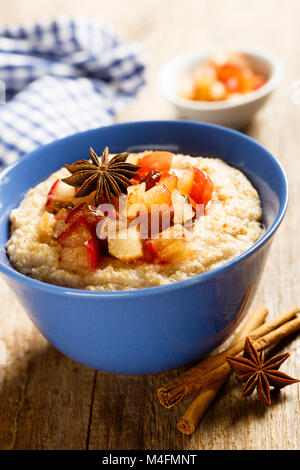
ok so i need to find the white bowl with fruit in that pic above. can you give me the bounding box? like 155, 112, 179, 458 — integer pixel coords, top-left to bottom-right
157, 47, 282, 129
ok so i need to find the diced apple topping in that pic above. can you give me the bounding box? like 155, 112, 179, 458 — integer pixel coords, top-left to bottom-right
126, 182, 146, 218
193, 63, 217, 101
66, 203, 103, 226
46, 179, 75, 212
126, 182, 172, 218
153, 238, 190, 264
176, 167, 214, 209
189, 167, 214, 206
178, 75, 197, 100
160, 174, 178, 192
145, 225, 194, 264
45, 150, 214, 269
171, 189, 194, 225
176, 169, 195, 196
143, 183, 172, 209
84, 238, 100, 270
108, 226, 143, 262
178, 52, 266, 102
59, 238, 99, 272
57, 218, 94, 248
57, 216, 100, 271
137, 151, 174, 177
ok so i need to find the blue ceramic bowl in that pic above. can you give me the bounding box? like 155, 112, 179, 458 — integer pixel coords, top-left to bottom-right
0, 121, 288, 374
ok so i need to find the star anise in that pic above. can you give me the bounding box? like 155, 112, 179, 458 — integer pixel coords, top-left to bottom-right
62, 146, 140, 206
226, 337, 299, 405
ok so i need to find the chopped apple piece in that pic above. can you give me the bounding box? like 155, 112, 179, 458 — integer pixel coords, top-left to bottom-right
176, 167, 213, 209
160, 174, 178, 192
194, 63, 217, 100
145, 225, 194, 264
176, 169, 194, 196
171, 189, 194, 225
84, 238, 100, 270
137, 151, 173, 177
46, 179, 75, 212
108, 226, 143, 262
59, 238, 99, 272
155, 238, 190, 264
127, 182, 172, 218
126, 183, 147, 218
189, 167, 214, 207
178, 75, 196, 100
143, 183, 172, 208
57, 218, 93, 247
66, 203, 103, 226
249, 74, 266, 91
208, 80, 227, 100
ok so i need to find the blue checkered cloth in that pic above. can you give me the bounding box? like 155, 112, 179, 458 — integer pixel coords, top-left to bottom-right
0, 17, 145, 166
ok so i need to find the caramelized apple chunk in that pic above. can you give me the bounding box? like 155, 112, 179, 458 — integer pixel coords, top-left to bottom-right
59, 238, 99, 272
145, 224, 195, 264
171, 189, 194, 225
126, 182, 172, 218
46, 179, 75, 213
108, 226, 143, 262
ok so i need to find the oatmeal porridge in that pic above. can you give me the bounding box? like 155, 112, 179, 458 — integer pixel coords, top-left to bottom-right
6, 149, 262, 290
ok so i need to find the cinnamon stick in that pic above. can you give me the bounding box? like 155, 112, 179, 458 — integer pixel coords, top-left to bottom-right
177, 305, 268, 435
158, 306, 299, 409
237, 305, 268, 338
200, 315, 300, 392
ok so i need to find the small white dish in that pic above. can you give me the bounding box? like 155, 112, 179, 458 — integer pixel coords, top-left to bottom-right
157, 46, 283, 129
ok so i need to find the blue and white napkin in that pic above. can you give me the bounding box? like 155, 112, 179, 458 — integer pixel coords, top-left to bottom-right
0, 16, 145, 166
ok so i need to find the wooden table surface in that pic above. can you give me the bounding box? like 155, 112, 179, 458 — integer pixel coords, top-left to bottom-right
0, 0, 299, 450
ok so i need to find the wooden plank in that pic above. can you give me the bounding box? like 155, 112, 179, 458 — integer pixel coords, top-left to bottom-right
11, 348, 96, 450
0, 279, 96, 450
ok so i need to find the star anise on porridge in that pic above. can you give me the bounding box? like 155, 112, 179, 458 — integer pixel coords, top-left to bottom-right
226, 337, 299, 405
62, 146, 140, 206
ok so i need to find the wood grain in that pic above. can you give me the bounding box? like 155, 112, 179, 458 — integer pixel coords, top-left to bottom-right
0, 0, 299, 450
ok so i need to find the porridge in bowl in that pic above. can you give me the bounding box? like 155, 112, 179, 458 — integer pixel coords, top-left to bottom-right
6, 148, 262, 290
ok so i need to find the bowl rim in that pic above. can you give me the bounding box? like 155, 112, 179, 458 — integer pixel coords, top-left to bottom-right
0, 120, 289, 298
157, 45, 283, 110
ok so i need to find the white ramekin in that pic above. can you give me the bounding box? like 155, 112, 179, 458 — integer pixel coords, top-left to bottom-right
157, 46, 283, 129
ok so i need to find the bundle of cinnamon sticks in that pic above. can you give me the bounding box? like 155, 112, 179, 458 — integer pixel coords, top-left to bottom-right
157, 305, 300, 435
